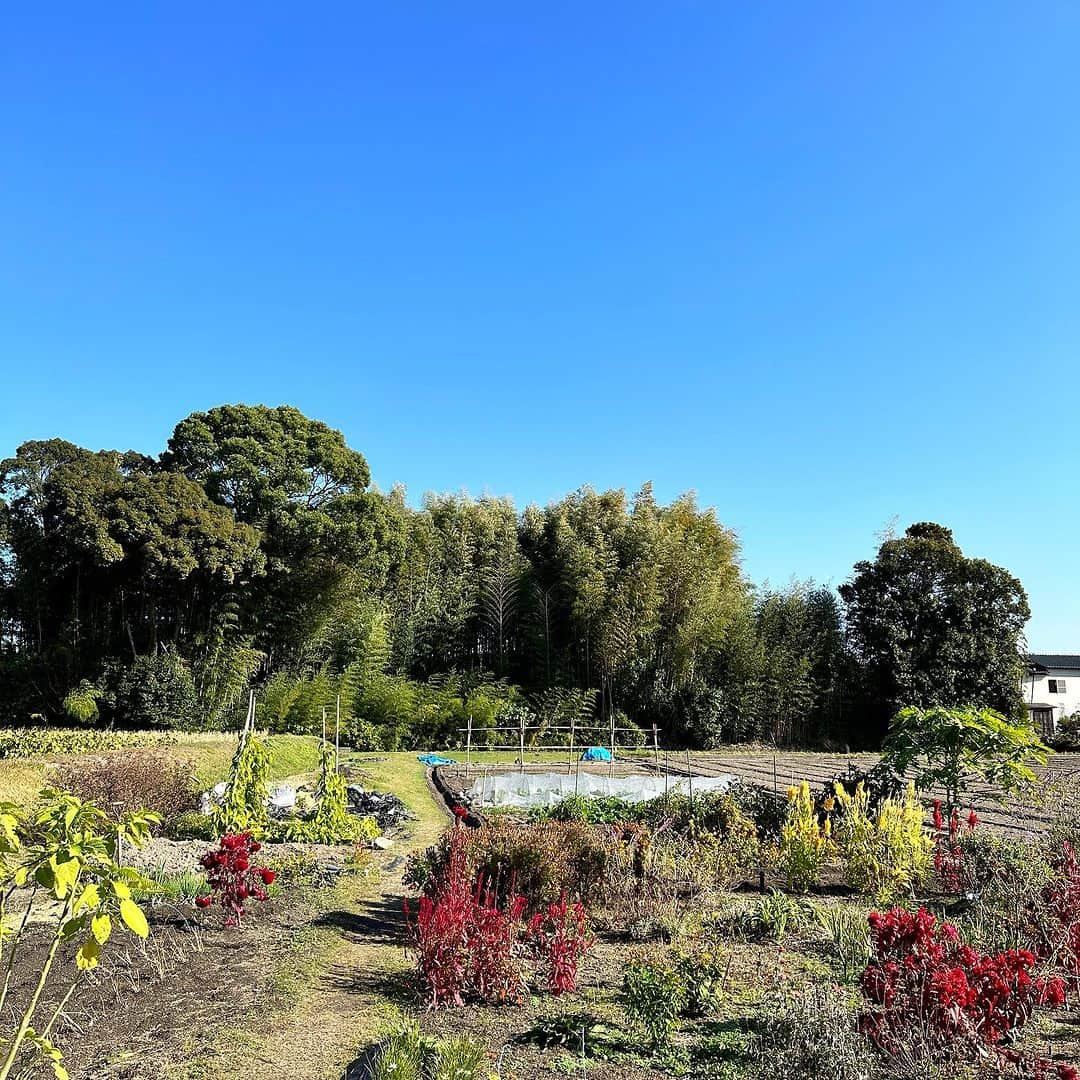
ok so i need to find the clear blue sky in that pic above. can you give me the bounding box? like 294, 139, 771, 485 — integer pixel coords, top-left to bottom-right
1, 4, 1077, 649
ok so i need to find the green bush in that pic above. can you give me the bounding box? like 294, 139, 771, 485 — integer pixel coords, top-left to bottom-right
404, 819, 612, 908
170, 809, 217, 841
101, 652, 202, 730
622, 957, 687, 1050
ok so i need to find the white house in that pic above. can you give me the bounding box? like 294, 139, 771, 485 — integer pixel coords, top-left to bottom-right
1023, 654, 1080, 736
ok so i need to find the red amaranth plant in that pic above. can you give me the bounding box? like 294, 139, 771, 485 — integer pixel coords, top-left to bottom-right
527, 896, 594, 995
1041, 839, 1080, 989
932, 800, 977, 892
195, 831, 276, 928
860, 906, 1070, 1077
403, 824, 594, 1006
404, 823, 528, 1006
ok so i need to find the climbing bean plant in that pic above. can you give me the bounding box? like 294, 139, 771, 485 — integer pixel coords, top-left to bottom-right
213, 729, 271, 837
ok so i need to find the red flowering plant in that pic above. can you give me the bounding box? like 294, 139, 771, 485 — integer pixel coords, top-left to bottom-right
403, 821, 595, 1007
932, 799, 978, 893
194, 831, 276, 928
860, 906, 1069, 1076
1040, 839, 1080, 991
526, 896, 594, 995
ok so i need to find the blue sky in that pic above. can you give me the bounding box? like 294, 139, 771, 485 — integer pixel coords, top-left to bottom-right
1, 4, 1077, 649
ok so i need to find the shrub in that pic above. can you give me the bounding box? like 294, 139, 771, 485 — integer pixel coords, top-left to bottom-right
169, 809, 217, 841
673, 948, 727, 1017
779, 781, 830, 892
726, 780, 786, 840
52, 749, 198, 828
819, 761, 903, 817
831, 781, 932, 903
951, 830, 1053, 954
100, 651, 202, 729
195, 832, 276, 928
860, 906, 1067, 1072
531, 795, 635, 825
405, 819, 611, 909
61, 680, 102, 725
622, 957, 687, 1050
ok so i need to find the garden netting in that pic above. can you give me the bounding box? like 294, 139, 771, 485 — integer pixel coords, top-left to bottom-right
464, 769, 735, 809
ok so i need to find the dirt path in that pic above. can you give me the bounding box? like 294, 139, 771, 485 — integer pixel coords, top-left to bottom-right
168, 758, 447, 1080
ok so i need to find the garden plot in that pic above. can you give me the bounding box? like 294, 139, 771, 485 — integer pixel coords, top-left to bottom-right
461, 766, 735, 809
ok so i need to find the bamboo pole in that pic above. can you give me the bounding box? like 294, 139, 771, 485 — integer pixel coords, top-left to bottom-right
519, 710, 526, 773
686, 748, 693, 812
335, 695, 341, 767
609, 710, 616, 778
466, 713, 472, 779
568, 717, 576, 776
321, 706, 327, 747
652, 725, 660, 774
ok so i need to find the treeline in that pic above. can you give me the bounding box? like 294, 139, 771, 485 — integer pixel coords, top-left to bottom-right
0, 405, 1031, 748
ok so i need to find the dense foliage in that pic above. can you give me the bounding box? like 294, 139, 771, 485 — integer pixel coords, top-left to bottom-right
0, 406, 1033, 748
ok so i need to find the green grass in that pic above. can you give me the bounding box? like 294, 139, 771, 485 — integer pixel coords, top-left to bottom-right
344, 751, 450, 847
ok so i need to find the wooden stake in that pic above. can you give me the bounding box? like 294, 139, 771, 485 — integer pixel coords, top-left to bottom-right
686, 748, 693, 812
466, 713, 472, 779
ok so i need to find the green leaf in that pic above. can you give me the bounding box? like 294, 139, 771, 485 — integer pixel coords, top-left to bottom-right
119, 898, 148, 938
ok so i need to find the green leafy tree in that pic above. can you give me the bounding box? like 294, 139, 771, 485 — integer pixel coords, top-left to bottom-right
881, 704, 1049, 814
839, 523, 1029, 742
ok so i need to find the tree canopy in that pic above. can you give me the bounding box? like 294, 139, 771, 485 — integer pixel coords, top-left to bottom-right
0, 408, 1033, 748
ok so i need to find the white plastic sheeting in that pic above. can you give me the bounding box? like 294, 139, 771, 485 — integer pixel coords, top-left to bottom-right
466, 770, 736, 810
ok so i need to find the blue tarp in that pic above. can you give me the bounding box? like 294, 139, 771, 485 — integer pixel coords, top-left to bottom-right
580, 746, 612, 762
417, 753, 457, 766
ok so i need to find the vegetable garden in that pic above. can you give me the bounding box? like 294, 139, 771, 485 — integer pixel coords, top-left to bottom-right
0, 707, 1079, 1079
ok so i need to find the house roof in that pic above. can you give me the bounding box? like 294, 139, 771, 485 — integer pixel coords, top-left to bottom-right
1028, 654, 1080, 671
